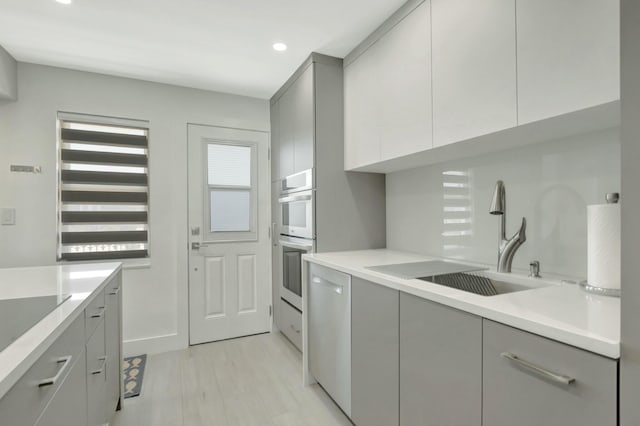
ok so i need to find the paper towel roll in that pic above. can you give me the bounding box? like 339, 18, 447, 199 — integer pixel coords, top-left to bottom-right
587, 203, 621, 290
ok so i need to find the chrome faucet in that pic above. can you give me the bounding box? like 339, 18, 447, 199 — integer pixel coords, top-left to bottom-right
489, 180, 526, 273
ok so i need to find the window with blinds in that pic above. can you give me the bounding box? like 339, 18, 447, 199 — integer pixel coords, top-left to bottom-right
57, 114, 150, 261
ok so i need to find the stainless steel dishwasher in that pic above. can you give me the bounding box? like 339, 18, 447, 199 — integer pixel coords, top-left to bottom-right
308, 263, 351, 417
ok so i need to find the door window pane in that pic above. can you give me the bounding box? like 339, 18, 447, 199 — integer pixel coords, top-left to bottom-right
208, 144, 251, 186
210, 190, 250, 232
283, 247, 303, 297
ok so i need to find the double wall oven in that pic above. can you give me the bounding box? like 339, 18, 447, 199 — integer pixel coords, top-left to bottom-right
278, 169, 314, 312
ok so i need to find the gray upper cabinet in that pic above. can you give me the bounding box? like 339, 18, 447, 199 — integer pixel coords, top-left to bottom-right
277, 89, 295, 179
483, 319, 617, 426
431, 0, 517, 147
341, 0, 619, 173
0, 44, 17, 101
516, 0, 620, 124
270, 99, 280, 182
275, 63, 314, 179
344, 0, 432, 170
400, 292, 482, 426
292, 65, 314, 173
270, 53, 387, 253
351, 277, 399, 426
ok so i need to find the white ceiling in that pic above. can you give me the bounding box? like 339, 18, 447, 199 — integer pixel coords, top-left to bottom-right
0, 0, 406, 99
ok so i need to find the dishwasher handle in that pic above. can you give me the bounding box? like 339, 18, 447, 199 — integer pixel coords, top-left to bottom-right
312, 276, 344, 294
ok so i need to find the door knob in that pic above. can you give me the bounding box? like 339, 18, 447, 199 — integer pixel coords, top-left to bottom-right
191, 242, 201, 250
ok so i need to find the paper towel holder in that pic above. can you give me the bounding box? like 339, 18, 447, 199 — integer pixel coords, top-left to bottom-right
580, 192, 621, 297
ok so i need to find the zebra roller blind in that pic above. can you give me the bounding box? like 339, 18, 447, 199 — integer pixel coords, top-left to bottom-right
58, 114, 150, 261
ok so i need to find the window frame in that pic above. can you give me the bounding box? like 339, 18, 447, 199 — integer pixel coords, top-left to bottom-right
202, 138, 258, 243
56, 111, 151, 264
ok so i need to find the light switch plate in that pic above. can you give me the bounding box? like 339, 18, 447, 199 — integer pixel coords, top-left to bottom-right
1, 208, 16, 225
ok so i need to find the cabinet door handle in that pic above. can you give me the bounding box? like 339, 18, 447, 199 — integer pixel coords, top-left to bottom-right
91, 307, 105, 318
91, 356, 107, 375
109, 287, 120, 296
38, 356, 73, 387
278, 193, 312, 204
501, 352, 575, 385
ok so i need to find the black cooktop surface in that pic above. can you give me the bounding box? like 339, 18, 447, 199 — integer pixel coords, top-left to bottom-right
0, 294, 71, 353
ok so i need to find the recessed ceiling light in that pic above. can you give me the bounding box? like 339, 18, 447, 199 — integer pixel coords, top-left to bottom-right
272, 43, 287, 52
56, 0, 72, 5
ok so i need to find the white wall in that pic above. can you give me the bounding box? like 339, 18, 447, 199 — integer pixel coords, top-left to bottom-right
0, 63, 269, 355
386, 128, 620, 278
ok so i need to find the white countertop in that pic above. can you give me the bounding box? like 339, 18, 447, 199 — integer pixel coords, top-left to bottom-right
303, 249, 620, 359
0, 262, 122, 400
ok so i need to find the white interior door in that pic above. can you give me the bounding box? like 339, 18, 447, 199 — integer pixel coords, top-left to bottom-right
188, 124, 271, 345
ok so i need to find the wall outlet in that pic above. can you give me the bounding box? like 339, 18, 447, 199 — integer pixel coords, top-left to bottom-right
1, 208, 16, 225
10, 165, 42, 174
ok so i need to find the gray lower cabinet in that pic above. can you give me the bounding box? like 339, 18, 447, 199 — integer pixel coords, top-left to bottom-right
0, 271, 122, 426
105, 274, 123, 413
0, 313, 85, 426
34, 351, 88, 426
87, 313, 107, 426
399, 292, 482, 426
279, 298, 302, 351
482, 319, 617, 426
351, 277, 399, 426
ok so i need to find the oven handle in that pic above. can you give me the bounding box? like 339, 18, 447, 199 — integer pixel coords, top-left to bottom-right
278, 192, 312, 204
279, 238, 313, 251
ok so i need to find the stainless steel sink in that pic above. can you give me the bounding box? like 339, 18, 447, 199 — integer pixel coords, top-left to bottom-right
418, 271, 549, 296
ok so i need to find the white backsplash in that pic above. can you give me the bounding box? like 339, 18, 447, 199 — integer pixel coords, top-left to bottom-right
386, 128, 621, 278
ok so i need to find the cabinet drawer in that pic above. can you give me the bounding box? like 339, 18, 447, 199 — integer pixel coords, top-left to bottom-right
104, 275, 121, 307
85, 289, 105, 339
0, 313, 85, 426
279, 299, 302, 351
483, 319, 617, 426
34, 351, 88, 426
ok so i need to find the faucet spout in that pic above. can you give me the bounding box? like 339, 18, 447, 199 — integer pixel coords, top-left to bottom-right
497, 217, 526, 273
490, 181, 526, 273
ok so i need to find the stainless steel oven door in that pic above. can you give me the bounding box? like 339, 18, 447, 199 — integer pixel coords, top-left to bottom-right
279, 236, 313, 311
279, 190, 314, 240
281, 169, 313, 195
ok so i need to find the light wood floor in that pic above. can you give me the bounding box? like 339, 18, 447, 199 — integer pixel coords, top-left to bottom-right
111, 332, 351, 426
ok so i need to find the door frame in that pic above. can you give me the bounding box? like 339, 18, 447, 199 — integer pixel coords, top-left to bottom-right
186, 122, 273, 345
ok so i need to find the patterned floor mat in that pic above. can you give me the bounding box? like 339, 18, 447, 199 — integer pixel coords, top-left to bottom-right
123, 354, 147, 398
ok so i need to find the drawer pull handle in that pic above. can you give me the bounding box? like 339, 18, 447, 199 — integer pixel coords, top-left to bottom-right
92, 356, 107, 375
91, 307, 105, 318
501, 352, 575, 385
109, 287, 120, 296
38, 356, 73, 387
290, 324, 301, 334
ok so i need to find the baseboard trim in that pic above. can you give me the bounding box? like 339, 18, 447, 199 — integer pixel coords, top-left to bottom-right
123, 332, 187, 357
